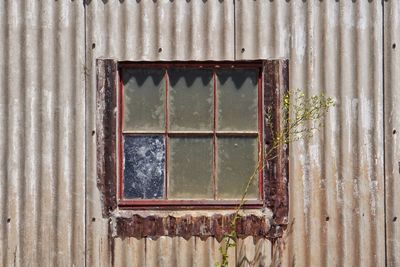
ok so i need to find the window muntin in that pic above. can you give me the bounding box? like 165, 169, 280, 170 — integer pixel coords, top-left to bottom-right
118, 63, 263, 207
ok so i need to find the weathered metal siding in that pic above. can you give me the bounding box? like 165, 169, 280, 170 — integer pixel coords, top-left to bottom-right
384, 1, 400, 266
0, 1, 85, 266
85, 1, 249, 266
86, 1, 386, 266
111, 237, 272, 267
1, 0, 396, 266
236, 0, 385, 266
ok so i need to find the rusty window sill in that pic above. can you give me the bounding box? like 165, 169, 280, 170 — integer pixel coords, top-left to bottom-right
111, 208, 274, 241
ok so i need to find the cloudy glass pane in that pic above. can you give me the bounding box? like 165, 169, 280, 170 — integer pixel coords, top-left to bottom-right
123, 68, 165, 131
217, 137, 259, 199
168, 137, 213, 199
216, 69, 258, 131
168, 68, 213, 131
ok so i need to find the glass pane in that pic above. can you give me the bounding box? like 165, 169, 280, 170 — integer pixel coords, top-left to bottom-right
123, 68, 165, 131
217, 137, 259, 199
168, 137, 213, 199
168, 68, 213, 131
123, 135, 165, 199
216, 69, 258, 131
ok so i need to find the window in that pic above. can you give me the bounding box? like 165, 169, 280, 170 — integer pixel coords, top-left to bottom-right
96, 59, 289, 239
118, 63, 263, 207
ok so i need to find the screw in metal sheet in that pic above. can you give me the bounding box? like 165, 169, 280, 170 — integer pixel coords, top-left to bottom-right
398, 161, 400, 175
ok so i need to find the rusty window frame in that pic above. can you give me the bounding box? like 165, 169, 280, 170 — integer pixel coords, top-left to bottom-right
117, 62, 263, 208
96, 59, 289, 239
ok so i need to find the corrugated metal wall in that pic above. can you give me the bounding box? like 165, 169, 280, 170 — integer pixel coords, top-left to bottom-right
385, 1, 400, 266
0, 1, 85, 266
235, 1, 385, 266
1, 0, 398, 266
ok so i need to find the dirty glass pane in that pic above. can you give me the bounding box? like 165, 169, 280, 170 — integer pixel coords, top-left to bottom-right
216, 137, 259, 199
123, 68, 165, 131
123, 135, 165, 199
168, 137, 213, 199
216, 69, 258, 131
168, 68, 213, 131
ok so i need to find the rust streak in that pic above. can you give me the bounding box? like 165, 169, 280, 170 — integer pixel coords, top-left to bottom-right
264, 60, 289, 236
114, 214, 271, 242
96, 59, 118, 217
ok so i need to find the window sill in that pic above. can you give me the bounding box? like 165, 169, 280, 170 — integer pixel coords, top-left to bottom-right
111, 208, 274, 241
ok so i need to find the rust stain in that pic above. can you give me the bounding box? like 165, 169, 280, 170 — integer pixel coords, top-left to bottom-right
264, 60, 289, 235
114, 214, 271, 242
96, 58, 118, 217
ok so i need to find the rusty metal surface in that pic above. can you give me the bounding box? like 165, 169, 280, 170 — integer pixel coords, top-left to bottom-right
0, 1, 85, 266
96, 58, 118, 217
263, 60, 290, 237
115, 214, 270, 242
384, 1, 400, 266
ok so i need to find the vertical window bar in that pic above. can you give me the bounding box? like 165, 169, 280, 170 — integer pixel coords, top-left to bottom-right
118, 69, 124, 201
258, 69, 263, 199
213, 70, 217, 200
117, 69, 124, 199
165, 69, 169, 200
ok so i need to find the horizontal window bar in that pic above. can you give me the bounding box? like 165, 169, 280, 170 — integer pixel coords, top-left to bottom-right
119, 62, 264, 69
168, 131, 213, 136
216, 131, 259, 137
122, 131, 166, 134
122, 131, 259, 136
118, 199, 263, 209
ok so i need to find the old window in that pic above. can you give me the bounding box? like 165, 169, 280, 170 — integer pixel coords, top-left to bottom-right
118, 63, 262, 207
96, 59, 289, 239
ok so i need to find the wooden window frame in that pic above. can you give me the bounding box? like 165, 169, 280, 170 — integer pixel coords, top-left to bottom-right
117, 62, 264, 208
96, 59, 289, 238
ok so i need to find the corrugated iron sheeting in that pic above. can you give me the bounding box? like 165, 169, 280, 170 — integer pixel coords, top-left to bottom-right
236, 1, 385, 266
0, 1, 85, 266
85, 1, 242, 266
86, 0, 388, 266
112, 236, 271, 267
1, 0, 396, 266
384, 1, 400, 266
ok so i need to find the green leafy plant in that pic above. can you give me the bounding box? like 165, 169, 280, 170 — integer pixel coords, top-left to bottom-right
215, 90, 335, 267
